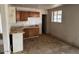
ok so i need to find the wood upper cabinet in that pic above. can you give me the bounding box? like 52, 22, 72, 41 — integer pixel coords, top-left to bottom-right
16, 11, 21, 21
25, 12, 29, 19
16, 11, 40, 21
20, 11, 27, 21
29, 12, 40, 17
33, 12, 40, 17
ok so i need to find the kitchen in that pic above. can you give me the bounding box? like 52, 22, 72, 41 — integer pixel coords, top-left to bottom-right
8, 6, 46, 53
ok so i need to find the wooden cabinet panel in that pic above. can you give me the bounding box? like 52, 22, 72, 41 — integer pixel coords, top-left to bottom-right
25, 12, 29, 20
16, 11, 21, 21
33, 12, 40, 17
16, 11, 40, 21
20, 11, 26, 21
29, 12, 40, 17
23, 28, 29, 38
33, 28, 39, 36
20, 11, 29, 21
29, 12, 33, 17
29, 28, 34, 37
23, 28, 39, 39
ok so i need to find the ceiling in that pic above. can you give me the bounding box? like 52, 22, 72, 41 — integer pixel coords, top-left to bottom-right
10, 4, 62, 10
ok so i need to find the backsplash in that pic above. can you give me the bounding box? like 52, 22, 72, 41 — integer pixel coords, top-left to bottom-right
13, 17, 42, 27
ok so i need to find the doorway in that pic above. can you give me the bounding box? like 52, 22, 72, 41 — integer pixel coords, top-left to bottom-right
42, 14, 47, 34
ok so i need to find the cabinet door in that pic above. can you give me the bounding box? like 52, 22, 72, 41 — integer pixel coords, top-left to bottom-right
25, 12, 29, 20
20, 11, 29, 21
20, 11, 25, 21
23, 28, 39, 39
29, 12, 40, 17
33, 12, 40, 17
23, 28, 29, 38
29, 28, 34, 37
29, 12, 33, 17
29, 28, 39, 37
16, 11, 21, 21
16, 11, 40, 21
33, 28, 39, 36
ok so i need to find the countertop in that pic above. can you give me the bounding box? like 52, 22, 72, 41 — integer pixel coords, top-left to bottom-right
10, 25, 39, 34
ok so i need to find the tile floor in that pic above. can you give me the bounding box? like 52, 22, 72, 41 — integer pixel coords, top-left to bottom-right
0, 45, 4, 54
18, 34, 79, 54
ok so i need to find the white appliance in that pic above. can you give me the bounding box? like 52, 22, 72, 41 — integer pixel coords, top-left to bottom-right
11, 32, 23, 53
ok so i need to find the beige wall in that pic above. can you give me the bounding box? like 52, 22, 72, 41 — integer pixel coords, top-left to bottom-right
8, 7, 16, 27
47, 5, 79, 47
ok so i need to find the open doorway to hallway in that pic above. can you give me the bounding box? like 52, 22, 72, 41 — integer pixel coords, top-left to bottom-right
42, 14, 47, 34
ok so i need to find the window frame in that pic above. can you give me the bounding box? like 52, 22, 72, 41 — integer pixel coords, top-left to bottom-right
51, 10, 62, 23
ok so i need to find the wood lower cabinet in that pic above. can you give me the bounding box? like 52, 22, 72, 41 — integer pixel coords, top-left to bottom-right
23, 27, 39, 39
23, 28, 29, 38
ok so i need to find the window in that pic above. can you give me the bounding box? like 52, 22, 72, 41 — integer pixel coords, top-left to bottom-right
51, 10, 62, 23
